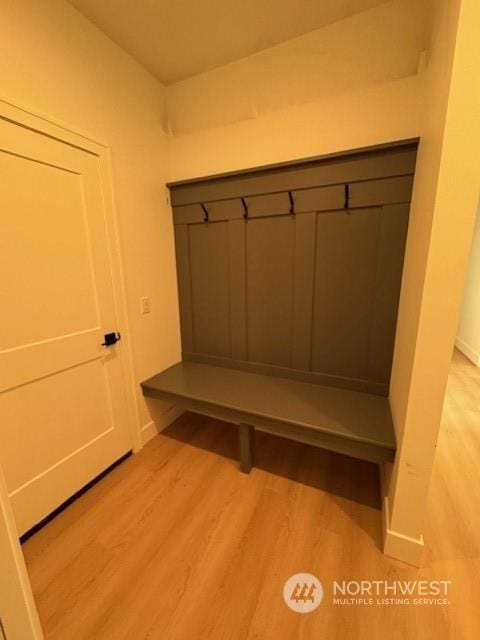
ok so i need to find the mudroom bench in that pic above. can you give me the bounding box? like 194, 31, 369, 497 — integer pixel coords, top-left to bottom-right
142, 140, 420, 473
141, 361, 396, 472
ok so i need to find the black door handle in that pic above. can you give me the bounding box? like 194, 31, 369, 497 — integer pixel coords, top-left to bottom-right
102, 332, 121, 346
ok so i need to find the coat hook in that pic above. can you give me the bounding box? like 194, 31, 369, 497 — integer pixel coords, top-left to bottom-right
241, 197, 249, 220
201, 203, 209, 223
288, 191, 295, 215
344, 183, 350, 213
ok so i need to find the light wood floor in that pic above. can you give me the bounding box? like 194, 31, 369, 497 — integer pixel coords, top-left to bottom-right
23, 350, 480, 639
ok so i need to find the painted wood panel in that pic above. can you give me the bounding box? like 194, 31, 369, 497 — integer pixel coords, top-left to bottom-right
244, 192, 291, 218
173, 203, 204, 225
291, 212, 316, 370
292, 184, 344, 213
175, 204, 410, 391
142, 361, 396, 461
228, 219, 247, 360
311, 208, 381, 380
246, 216, 295, 367
188, 222, 231, 357
170, 144, 417, 206
349, 175, 414, 208
206, 198, 244, 222
172, 142, 415, 394
367, 204, 410, 382
174, 225, 194, 353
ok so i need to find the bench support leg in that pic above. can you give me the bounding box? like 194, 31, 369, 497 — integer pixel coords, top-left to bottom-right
239, 424, 255, 474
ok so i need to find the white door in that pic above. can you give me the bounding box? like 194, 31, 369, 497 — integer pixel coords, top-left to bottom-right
0, 114, 132, 536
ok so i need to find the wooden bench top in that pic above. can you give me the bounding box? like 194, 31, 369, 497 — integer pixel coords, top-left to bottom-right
142, 362, 396, 463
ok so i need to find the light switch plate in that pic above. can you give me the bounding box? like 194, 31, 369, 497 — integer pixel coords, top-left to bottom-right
140, 296, 151, 314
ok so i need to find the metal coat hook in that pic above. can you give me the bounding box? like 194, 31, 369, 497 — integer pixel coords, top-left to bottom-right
201, 203, 209, 223
344, 183, 351, 213
288, 191, 295, 215
241, 197, 249, 220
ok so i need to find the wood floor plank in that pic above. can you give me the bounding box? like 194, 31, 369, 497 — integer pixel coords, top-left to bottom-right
23, 350, 480, 639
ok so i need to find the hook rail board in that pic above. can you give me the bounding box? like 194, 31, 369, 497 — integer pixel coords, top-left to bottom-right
168, 139, 418, 206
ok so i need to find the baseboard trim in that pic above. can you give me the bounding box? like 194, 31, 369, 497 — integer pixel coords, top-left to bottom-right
140, 421, 157, 445
455, 337, 480, 366
141, 406, 184, 445
382, 495, 424, 567
380, 464, 424, 566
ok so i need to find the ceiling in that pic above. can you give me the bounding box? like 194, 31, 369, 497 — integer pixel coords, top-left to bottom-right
68, 0, 391, 85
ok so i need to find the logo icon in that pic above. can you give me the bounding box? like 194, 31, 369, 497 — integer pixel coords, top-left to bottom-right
283, 573, 323, 613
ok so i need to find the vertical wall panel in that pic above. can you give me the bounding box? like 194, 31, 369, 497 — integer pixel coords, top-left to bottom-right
367, 204, 410, 382
189, 222, 231, 357
174, 225, 194, 353
228, 219, 247, 360
246, 216, 295, 367
171, 143, 416, 392
311, 208, 381, 380
291, 212, 317, 370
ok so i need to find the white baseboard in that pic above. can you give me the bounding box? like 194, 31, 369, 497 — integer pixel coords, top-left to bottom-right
380, 463, 424, 567
140, 421, 157, 446
455, 337, 480, 366
382, 494, 424, 567
141, 406, 184, 446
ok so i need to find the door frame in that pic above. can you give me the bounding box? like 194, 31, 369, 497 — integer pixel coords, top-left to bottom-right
0, 96, 142, 453
0, 464, 43, 639
0, 94, 144, 639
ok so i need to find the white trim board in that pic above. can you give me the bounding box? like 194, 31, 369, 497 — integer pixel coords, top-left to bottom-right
0, 465, 43, 639
380, 462, 424, 567
141, 407, 184, 446
455, 337, 480, 366
382, 493, 424, 567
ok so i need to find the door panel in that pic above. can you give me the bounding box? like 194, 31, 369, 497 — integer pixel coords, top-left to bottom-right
0, 117, 131, 535
0, 153, 97, 349
1, 361, 113, 489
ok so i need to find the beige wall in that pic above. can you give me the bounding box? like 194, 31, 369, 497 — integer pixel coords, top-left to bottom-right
0, 0, 182, 441
386, 0, 480, 560
167, 0, 429, 180
456, 203, 480, 366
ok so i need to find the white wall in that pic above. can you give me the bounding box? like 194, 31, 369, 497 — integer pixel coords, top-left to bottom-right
457, 202, 480, 365
167, 0, 430, 180
385, 0, 480, 564
0, 0, 182, 442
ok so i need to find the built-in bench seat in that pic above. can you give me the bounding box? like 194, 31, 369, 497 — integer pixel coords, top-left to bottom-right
141, 361, 396, 472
